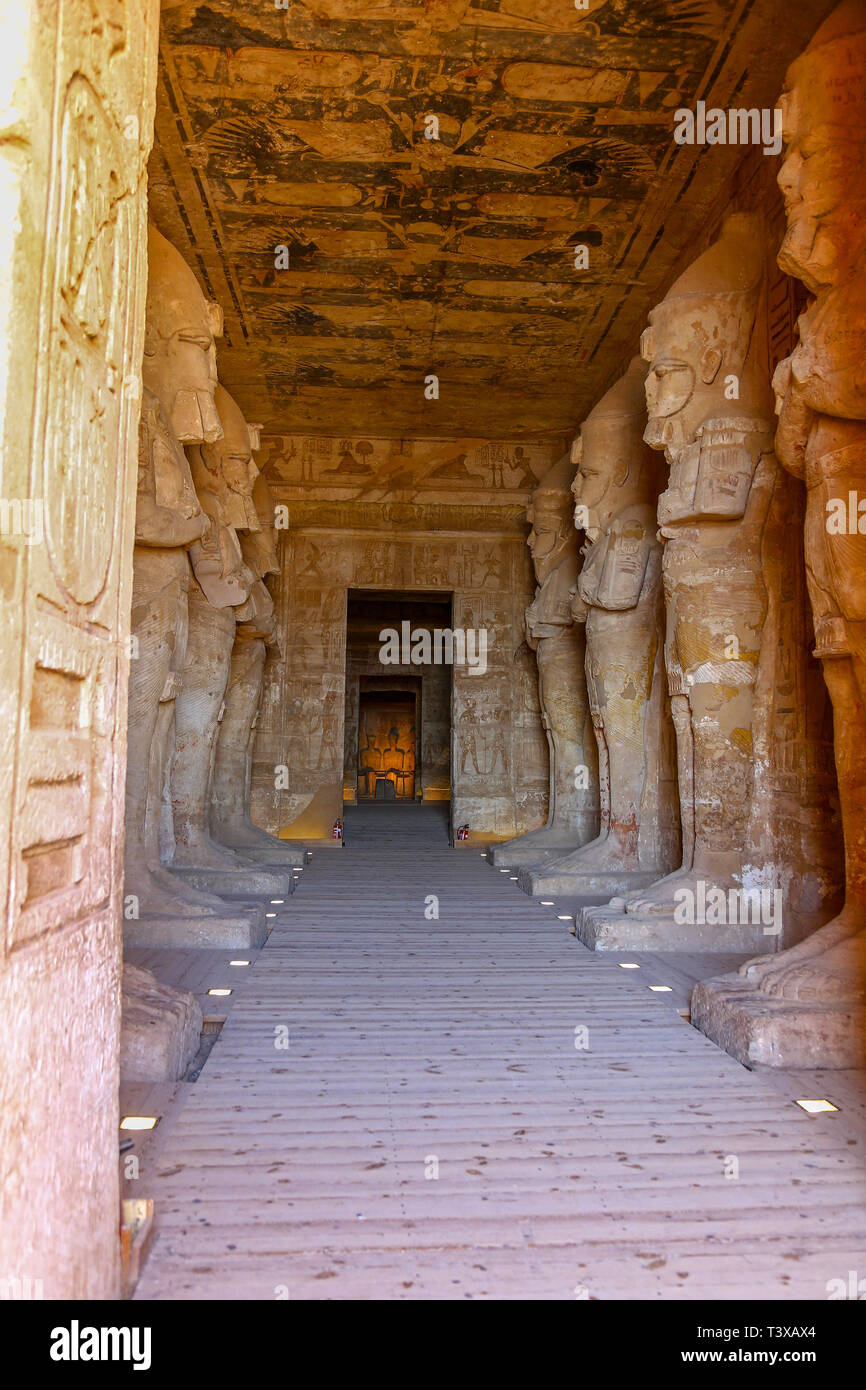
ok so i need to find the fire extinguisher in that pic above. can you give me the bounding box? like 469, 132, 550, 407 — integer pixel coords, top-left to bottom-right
332, 818, 343, 841
457, 823, 469, 841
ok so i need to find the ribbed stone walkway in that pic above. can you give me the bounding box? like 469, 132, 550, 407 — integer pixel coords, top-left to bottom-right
135, 804, 866, 1300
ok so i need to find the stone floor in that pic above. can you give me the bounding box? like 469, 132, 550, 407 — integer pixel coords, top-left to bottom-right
133, 804, 866, 1300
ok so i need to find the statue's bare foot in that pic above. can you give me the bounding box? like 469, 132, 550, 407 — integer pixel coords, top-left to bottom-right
544, 830, 639, 877
216, 822, 300, 857
622, 864, 692, 916
149, 862, 226, 911
172, 837, 252, 871
757, 929, 866, 1002
125, 865, 216, 919
501, 822, 582, 854
740, 909, 866, 988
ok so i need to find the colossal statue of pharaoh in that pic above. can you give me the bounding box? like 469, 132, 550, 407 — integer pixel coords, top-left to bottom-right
492, 455, 597, 868
125, 225, 240, 929
168, 384, 292, 899
694, 2, 866, 1065
525, 359, 677, 898
211, 475, 304, 867
580, 213, 779, 951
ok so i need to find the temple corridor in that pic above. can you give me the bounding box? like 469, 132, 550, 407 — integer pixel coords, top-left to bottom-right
5, 0, 866, 1326
130, 805, 866, 1301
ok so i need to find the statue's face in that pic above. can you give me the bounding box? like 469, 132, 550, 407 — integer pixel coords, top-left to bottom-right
641, 306, 735, 457
202, 388, 261, 529
572, 432, 608, 540
778, 38, 866, 292
145, 300, 223, 445
641, 319, 698, 456
216, 441, 259, 530
241, 477, 280, 579
526, 500, 567, 582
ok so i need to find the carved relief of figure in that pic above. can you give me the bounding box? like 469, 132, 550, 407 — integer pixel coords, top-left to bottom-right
694, 3, 866, 1063
124, 223, 231, 924
359, 728, 383, 797
527, 358, 678, 897
458, 696, 481, 775
492, 456, 598, 868
210, 474, 304, 866
582, 213, 779, 950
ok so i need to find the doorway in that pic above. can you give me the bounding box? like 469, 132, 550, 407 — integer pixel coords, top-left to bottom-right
358, 691, 417, 800
344, 591, 452, 805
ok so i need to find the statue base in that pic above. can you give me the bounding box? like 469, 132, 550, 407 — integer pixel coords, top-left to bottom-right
576, 903, 772, 953
228, 844, 305, 868
171, 866, 292, 898
490, 832, 581, 870
520, 864, 661, 898
691, 973, 866, 1068
123, 905, 268, 950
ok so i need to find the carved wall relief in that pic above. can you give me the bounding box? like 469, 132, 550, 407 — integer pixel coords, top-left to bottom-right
0, 0, 160, 1301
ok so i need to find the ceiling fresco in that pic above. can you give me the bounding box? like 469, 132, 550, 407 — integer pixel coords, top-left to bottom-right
150, 0, 834, 441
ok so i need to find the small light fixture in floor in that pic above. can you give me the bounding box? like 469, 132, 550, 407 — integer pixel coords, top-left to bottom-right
208, 987, 232, 997
557, 914, 572, 921
619, 962, 640, 969
120, 1116, 158, 1132
270, 898, 284, 904
266, 911, 277, 917
540, 900, 554, 906
509, 875, 518, 881
499, 868, 509, 873
649, 985, 672, 992
795, 1098, 838, 1114
229, 959, 250, 967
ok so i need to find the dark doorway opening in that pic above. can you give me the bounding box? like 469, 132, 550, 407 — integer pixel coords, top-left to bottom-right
344, 591, 452, 806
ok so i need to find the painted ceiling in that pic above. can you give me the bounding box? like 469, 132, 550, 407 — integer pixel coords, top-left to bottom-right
150, 0, 833, 441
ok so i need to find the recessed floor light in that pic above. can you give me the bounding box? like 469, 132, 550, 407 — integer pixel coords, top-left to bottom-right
649, 985, 673, 993
619, 962, 640, 969
540, 900, 555, 906
270, 899, 284, 904
208, 987, 232, 997
266, 912, 277, 918
795, 1098, 838, 1114
499, 869, 509, 873
120, 1116, 158, 1132
509, 876, 518, 881
229, 959, 250, 967
557, 914, 572, 921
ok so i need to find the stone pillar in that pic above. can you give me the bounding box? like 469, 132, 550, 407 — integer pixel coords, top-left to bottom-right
211, 476, 304, 866
122, 231, 268, 949
492, 455, 598, 868
526, 358, 678, 897
0, 0, 159, 1299
581, 213, 781, 952
126, 226, 228, 923
169, 385, 291, 899
693, 2, 866, 1065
